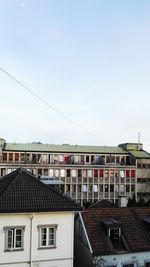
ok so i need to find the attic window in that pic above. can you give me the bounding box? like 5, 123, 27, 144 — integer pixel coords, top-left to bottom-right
109, 228, 121, 249
101, 218, 126, 250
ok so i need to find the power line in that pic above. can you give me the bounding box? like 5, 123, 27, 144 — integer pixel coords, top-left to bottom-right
0, 67, 106, 143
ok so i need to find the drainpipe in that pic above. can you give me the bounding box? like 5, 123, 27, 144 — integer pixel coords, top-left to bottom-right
29, 214, 34, 267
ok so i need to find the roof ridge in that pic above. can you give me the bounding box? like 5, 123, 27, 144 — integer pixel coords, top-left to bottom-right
0, 169, 20, 200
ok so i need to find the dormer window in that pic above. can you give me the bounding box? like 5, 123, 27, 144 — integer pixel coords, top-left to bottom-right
101, 218, 127, 251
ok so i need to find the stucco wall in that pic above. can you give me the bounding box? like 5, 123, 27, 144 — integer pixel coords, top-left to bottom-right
137, 169, 150, 179
0, 211, 74, 267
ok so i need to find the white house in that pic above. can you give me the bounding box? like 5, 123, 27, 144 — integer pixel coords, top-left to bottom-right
0, 168, 81, 267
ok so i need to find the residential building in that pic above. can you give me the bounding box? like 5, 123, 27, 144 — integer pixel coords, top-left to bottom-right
0, 138, 150, 205
0, 168, 81, 267
74, 206, 150, 267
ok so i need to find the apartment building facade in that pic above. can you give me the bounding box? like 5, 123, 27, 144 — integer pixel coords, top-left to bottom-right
0, 138, 143, 205
119, 143, 150, 201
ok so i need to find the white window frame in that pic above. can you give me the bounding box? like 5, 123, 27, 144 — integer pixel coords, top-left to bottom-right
38, 225, 57, 249
4, 226, 25, 251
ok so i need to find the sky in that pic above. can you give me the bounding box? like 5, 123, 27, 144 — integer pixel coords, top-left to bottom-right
0, 0, 150, 150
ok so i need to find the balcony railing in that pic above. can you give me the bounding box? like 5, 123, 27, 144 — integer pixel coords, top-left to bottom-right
0, 159, 136, 166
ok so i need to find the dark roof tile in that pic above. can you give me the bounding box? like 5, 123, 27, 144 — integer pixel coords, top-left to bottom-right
89, 200, 117, 208
82, 207, 150, 256
0, 168, 81, 213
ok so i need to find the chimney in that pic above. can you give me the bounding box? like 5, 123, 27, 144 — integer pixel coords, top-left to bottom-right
118, 195, 127, 207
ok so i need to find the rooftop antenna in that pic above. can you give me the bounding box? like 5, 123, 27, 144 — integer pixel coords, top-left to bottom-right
138, 132, 141, 150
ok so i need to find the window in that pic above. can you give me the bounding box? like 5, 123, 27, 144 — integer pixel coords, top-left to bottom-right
15, 153, 19, 161
3, 153, 7, 161
105, 170, 109, 178
82, 184, 87, 192
145, 263, 150, 267
7, 169, 12, 174
49, 169, 54, 177
4, 227, 24, 251
21, 153, 25, 162
123, 264, 134, 267
120, 170, 125, 178
83, 169, 87, 177
78, 169, 82, 177
43, 169, 48, 176
126, 170, 130, 177
88, 169, 92, 178
74, 155, 79, 164
66, 184, 70, 193
38, 168, 42, 175
126, 185, 130, 192
38, 225, 57, 248
91, 155, 95, 164
94, 170, 98, 177
86, 155, 90, 163
110, 185, 114, 192
131, 170, 135, 177
109, 228, 120, 248
93, 184, 98, 192
99, 169, 104, 177
71, 169, 76, 177
60, 169, 65, 177
54, 154, 58, 164
9, 153, 13, 161
72, 184, 76, 193
67, 169, 71, 177
55, 169, 59, 177
59, 154, 64, 163
64, 154, 70, 163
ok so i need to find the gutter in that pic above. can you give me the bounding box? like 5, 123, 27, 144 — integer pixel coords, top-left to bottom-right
79, 212, 93, 254
29, 214, 34, 267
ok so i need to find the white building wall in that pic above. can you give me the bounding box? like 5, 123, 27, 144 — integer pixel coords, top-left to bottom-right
96, 251, 150, 267
0, 211, 74, 267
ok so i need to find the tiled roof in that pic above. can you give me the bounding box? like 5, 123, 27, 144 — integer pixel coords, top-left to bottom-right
0, 168, 81, 213
129, 150, 150, 159
82, 208, 150, 256
133, 208, 150, 241
4, 142, 128, 154
89, 200, 117, 208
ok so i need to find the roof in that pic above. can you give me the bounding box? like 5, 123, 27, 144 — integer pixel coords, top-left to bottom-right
82, 208, 150, 256
0, 168, 81, 213
3, 142, 128, 154
129, 150, 150, 159
89, 199, 117, 208
133, 207, 150, 242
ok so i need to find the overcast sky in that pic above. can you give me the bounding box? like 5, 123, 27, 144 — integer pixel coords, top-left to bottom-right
0, 0, 150, 150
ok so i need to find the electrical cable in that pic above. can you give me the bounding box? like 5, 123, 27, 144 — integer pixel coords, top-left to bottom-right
0, 67, 106, 143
